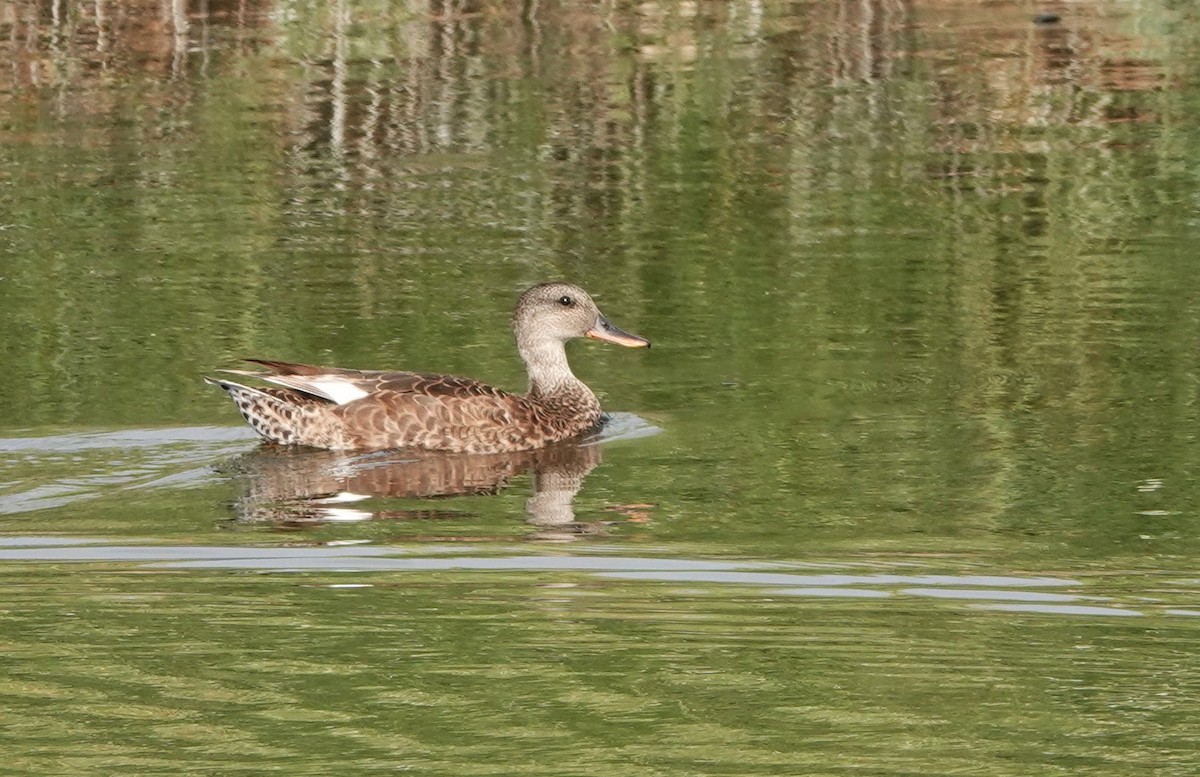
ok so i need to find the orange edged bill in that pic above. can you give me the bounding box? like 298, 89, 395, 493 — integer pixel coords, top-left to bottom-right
586, 316, 650, 348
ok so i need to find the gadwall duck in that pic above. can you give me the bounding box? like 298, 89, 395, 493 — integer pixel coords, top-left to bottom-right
206, 282, 649, 453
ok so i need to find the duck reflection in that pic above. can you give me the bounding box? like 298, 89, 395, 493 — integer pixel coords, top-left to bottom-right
223, 439, 606, 537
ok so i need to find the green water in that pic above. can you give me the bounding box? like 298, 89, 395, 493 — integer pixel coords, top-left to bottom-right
4, 0, 1200, 773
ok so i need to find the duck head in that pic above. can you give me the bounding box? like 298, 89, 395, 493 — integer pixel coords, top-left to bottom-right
513, 282, 650, 349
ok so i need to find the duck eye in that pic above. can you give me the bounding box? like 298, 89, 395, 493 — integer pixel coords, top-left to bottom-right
558, 295, 573, 307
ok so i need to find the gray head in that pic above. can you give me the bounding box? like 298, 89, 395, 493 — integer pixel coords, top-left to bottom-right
512, 283, 650, 349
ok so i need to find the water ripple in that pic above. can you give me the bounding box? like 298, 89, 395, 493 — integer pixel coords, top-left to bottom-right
0, 537, 1187, 620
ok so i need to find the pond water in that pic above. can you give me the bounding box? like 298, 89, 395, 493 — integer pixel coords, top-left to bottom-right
4, 0, 1200, 773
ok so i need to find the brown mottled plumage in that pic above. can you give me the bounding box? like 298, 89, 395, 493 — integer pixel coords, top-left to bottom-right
206, 283, 649, 453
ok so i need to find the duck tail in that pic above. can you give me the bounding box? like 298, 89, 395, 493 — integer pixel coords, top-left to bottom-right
204, 377, 303, 445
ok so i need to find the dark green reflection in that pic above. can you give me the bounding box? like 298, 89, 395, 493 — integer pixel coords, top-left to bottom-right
3, 0, 1200, 773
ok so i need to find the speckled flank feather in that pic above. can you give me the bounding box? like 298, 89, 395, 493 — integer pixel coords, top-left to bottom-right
206, 283, 649, 453
204, 378, 344, 448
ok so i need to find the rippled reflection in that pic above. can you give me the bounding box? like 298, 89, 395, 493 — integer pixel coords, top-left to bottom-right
225, 439, 602, 533
2, 534, 1195, 619
3, 3, 1200, 773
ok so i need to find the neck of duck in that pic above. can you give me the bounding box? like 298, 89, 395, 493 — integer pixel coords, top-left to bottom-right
521, 339, 600, 420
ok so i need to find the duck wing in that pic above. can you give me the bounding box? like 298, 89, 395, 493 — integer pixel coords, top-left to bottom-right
234, 359, 514, 405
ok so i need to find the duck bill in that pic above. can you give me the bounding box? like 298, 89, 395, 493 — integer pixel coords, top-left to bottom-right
586, 316, 650, 348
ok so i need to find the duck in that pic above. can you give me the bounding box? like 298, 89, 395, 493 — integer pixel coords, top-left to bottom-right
205, 282, 650, 453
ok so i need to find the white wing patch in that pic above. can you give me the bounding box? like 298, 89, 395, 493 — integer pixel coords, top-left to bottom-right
259, 374, 371, 405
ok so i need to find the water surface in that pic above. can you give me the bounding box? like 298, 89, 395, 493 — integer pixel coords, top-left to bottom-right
3, 0, 1200, 774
